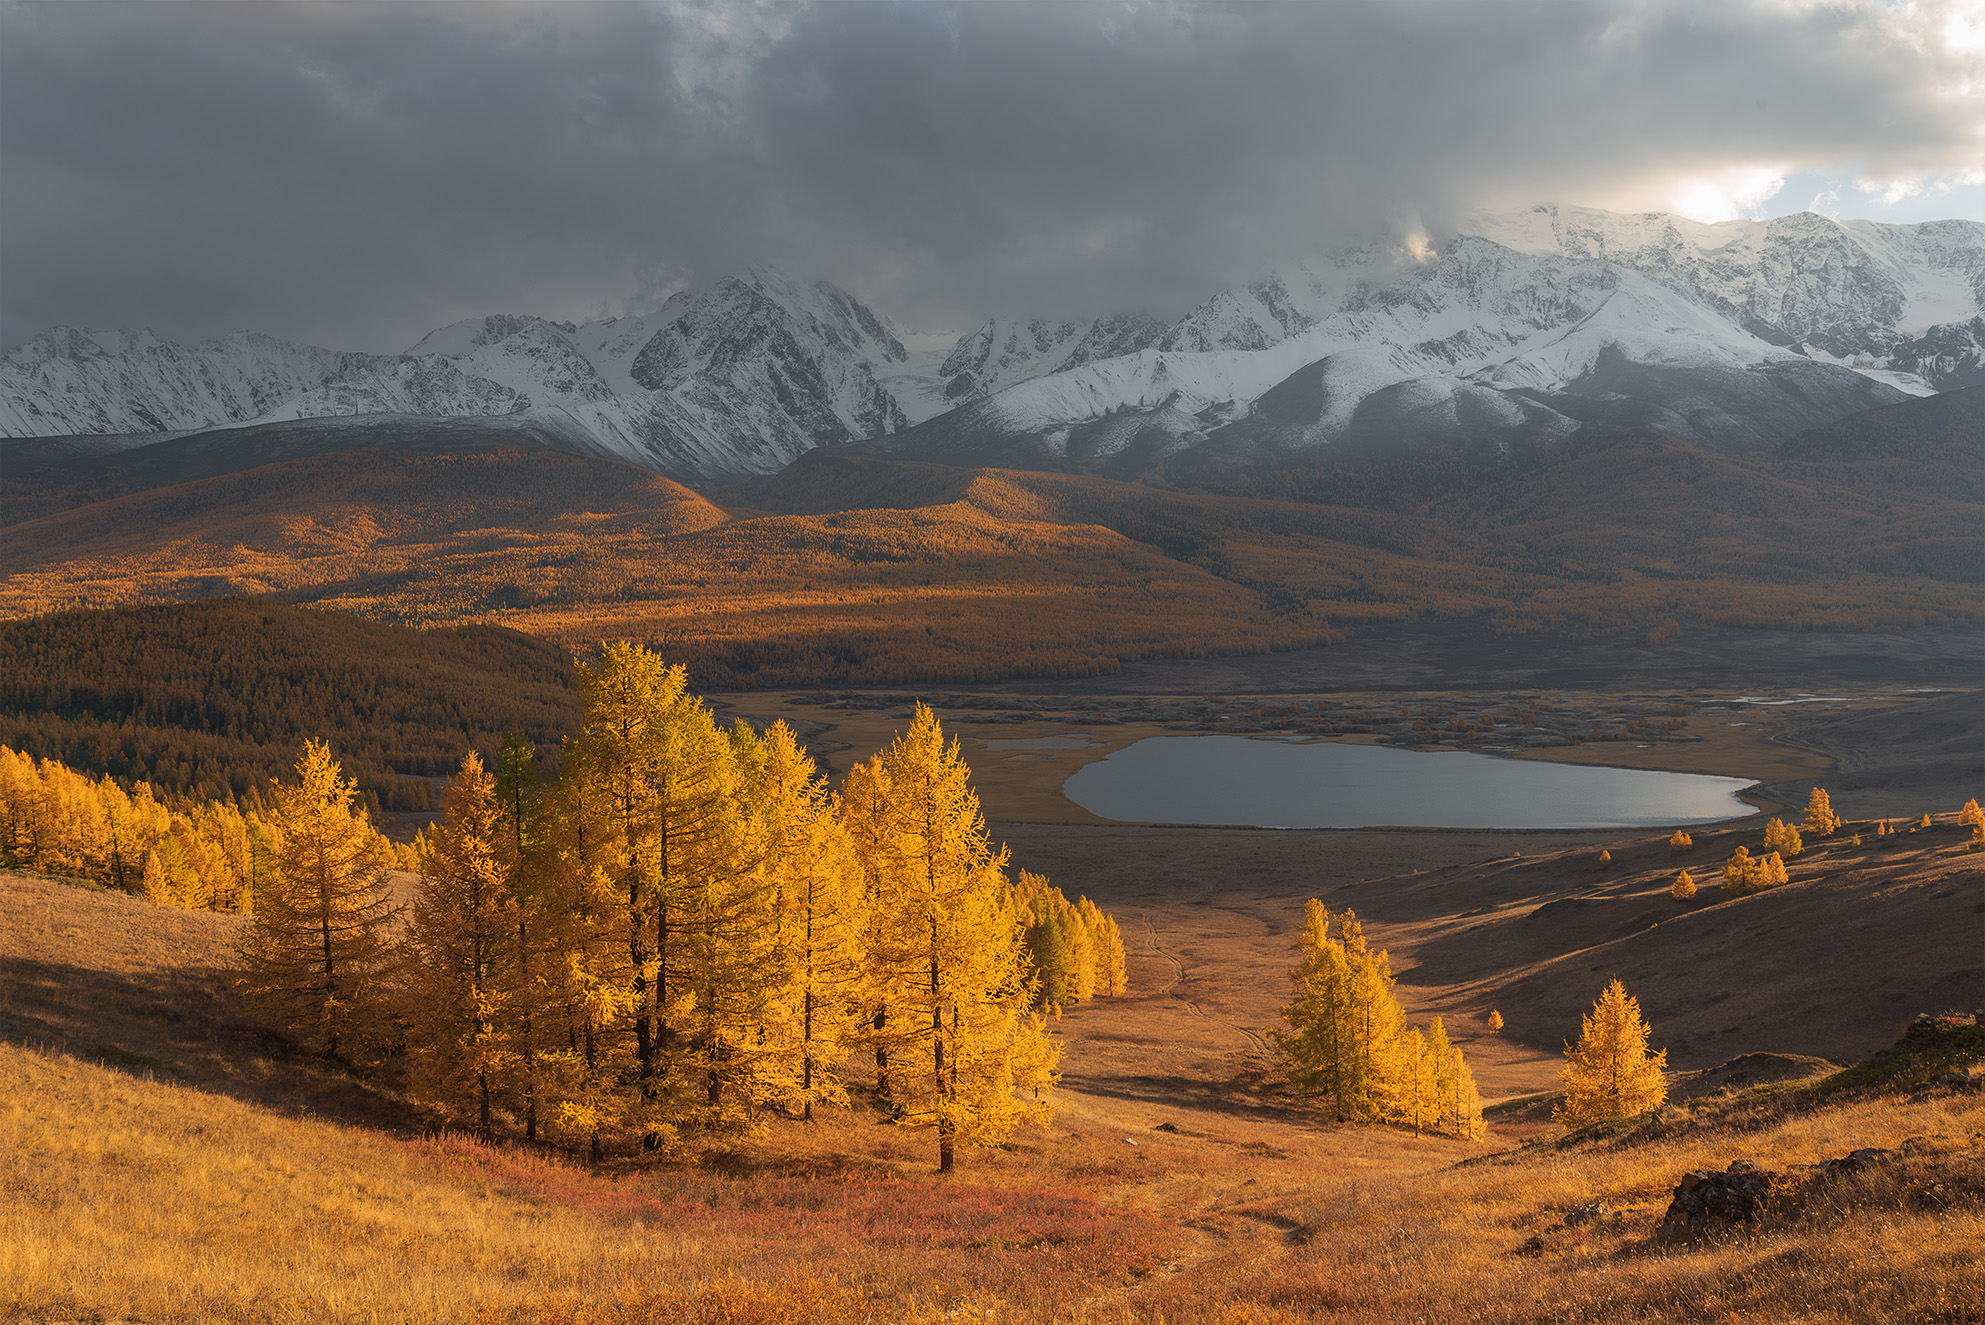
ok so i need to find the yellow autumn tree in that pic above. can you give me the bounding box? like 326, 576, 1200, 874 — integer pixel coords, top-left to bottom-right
1274, 899, 1358, 1118
1276, 900, 1479, 1137
1668, 829, 1693, 852
841, 754, 909, 1102
569, 643, 749, 1136
1394, 1026, 1440, 1136
754, 720, 868, 1121
234, 741, 398, 1063
1011, 877, 1126, 1014
1802, 787, 1841, 837
1672, 869, 1697, 901
1015, 872, 1078, 1015
535, 739, 638, 1162
1960, 799, 1984, 828
1762, 817, 1803, 859
873, 705, 1058, 1172
1426, 1016, 1484, 1140
1343, 916, 1414, 1124
1077, 896, 1128, 996
1555, 979, 1668, 1126
403, 752, 516, 1137
1722, 845, 1762, 894
1063, 898, 1099, 1004
491, 731, 555, 1143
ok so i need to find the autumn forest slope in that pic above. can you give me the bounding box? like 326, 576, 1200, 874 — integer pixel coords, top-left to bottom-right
1, 392, 1979, 687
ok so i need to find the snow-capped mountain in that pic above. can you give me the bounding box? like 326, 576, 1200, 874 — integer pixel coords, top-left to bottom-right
882, 209, 1983, 470
1, 271, 920, 482
3, 208, 1979, 482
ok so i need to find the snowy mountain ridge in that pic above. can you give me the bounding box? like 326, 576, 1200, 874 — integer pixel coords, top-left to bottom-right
3, 208, 1980, 480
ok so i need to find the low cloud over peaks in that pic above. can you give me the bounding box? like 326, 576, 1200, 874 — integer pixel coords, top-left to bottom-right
2, 0, 1980, 351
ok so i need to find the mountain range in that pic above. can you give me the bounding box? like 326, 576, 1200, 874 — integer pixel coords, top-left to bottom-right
4, 205, 1981, 484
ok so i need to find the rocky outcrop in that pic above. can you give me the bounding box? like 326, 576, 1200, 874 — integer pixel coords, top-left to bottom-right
1657, 1160, 1800, 1240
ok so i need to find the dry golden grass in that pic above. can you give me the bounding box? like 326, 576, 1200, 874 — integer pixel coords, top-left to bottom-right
7, 1028, 1978, 1325
1163, 1088, 1985, 1325
4, 806, 1981, 1324
0, 1041, 1203, 1324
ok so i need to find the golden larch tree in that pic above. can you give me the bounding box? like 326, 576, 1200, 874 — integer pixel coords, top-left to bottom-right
1394, 1026, 1439, 1136
1555, 979, 1668, 1126
234, 741, 398, 1063
1062, 897, 1099, 1003
1668, 829, 1693, 852
1672, 869, 1696, 901
1095, 906, 1129, 995
1486, 1009, 1504, 1034
1016, 874, 1078, 1015
570, 643, 747, 1130
841, 754, 910, 1101
1425, 1016, 1484, 1140
755, 720, 869, 1120
1802, 787, 1841, 837
403, 752, 516, 1137
1077, 896, 1127, 996
1722, 845, 1761, 894
535, 741, 639, 1162
492, 731, 554, 1142
1762, 817, 1803, 859
875, 705, 1057, 1172
1274, 899, 1358, 1117
1342, 915, 1411, 1122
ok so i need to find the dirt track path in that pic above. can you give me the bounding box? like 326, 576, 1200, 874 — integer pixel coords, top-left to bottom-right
1139, 906, 1275, 1062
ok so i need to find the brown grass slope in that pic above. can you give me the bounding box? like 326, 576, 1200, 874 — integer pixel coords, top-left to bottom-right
1334, 815, 1985, 1073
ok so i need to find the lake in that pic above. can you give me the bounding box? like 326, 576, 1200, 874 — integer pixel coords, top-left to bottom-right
1061, 736, 1757, 830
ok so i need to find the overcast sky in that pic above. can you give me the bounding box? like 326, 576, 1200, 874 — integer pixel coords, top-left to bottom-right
2, 0, 1980, 353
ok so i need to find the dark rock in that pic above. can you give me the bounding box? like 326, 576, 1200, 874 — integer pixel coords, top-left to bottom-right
1657, 1160, 1798, 1240
1808, 1147, 1900, 1179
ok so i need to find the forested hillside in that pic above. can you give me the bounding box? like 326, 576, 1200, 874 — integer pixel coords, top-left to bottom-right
1, 395, 1978, 689
0, 600, 579, 808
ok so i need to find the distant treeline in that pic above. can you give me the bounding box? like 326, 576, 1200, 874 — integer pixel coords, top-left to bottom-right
0, 600, 580, 810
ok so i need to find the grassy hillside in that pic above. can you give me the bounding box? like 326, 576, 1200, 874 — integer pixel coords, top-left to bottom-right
4, 804, 1980, 1323
0, 599, 580, 807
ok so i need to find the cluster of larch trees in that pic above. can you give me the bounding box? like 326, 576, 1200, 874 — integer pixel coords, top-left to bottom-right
1014, 871, 1128, 1014
1273, 901, 1484, 1139
236, 646, 1117, 1171
0, 744, 415, 910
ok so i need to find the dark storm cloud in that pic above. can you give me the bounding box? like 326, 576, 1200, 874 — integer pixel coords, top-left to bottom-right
1, 0, 1977, 352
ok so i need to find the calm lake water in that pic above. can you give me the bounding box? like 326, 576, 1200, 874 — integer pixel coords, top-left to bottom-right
1062, 736, 1757, 830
